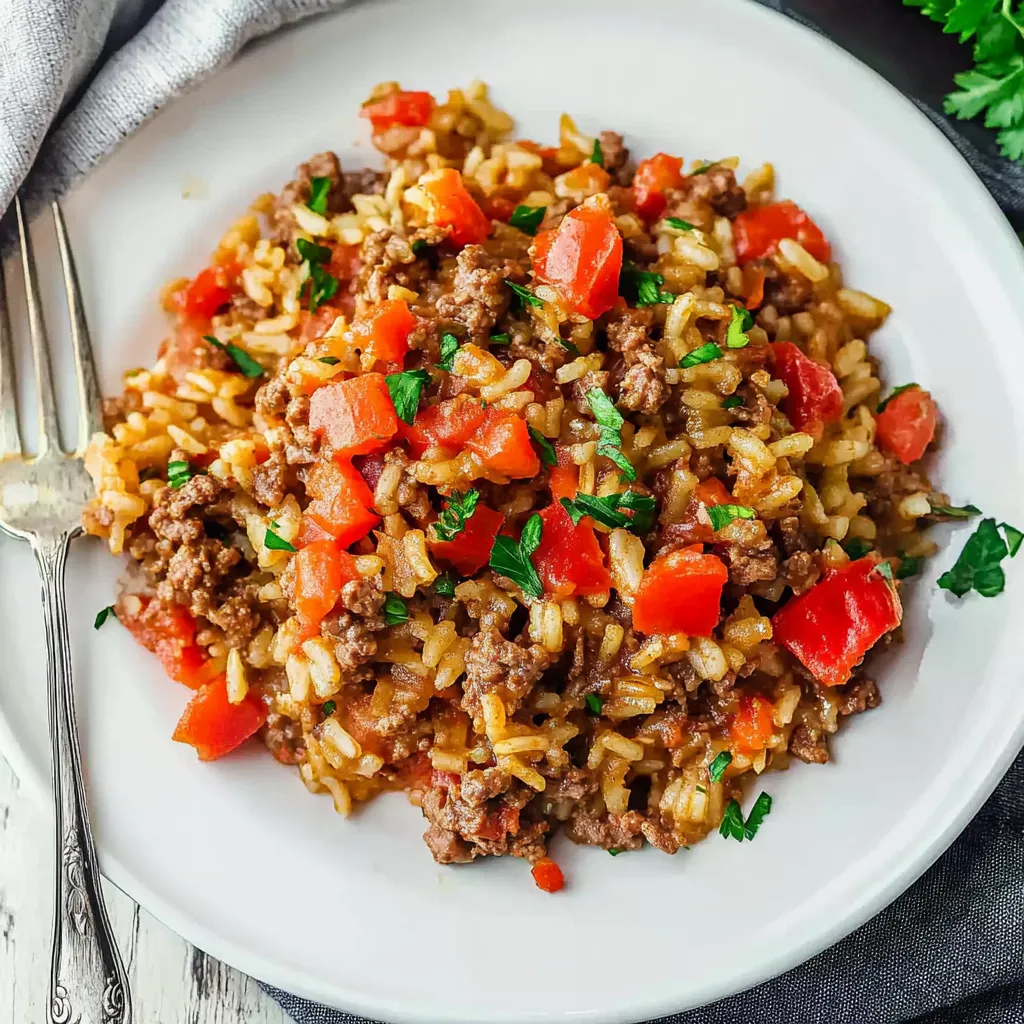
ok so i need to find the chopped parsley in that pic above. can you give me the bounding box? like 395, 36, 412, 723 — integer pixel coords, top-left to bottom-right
706, 504, 756, 531
708, 750, 732, 783
529, 426, 557, 466
842, 537, 874, 560
384, 368, 430, 425
321, 700, 336, 718
93, 605, 117, 630
608, 847, 624, 856
560, 490, 656, 533
679, 342, 723, 369
433, 489, 481, 543
263, 525, 296, 553
167, 460, 193, 490
506, 279, 543, 308
725, 305, 753, 349
938, 517, 1021, 599
488, 513, 544, 598
296, 237, 339, 313
720, 792, 772, 842
437, 332, 461, 372
1003, 523, 1024, 557
490, 332, 511, 345
722, 395, 744, 409
877, 382, 919, 413
384, 594, 409, 625
584, 694, 602, 715
318, 356, 341, 365
307, 176, 331, 216
896, 553, 924, 579
509, 204, 547, 235
620, 264, 674, 307
690, 162, 716, 175
557, 337, 581, 356
434, 572, 458, 597
586, 388, 636, 481
411, 238, 428, 256
696, 784, 707, 794
665, 217, 695, 231
930, 501, 982, 519
202, 335, 264, 378
590, 137, 604, 167
873, 560, 895, 582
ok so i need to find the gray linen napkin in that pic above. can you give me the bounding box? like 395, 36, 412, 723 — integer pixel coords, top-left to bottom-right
4, 1, 1024, 1022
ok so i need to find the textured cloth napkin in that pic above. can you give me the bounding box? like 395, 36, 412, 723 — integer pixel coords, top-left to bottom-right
4, 1, 1024, 1022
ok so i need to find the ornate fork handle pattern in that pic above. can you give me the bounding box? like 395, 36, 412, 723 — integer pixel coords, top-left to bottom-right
37, 533, 130, 1024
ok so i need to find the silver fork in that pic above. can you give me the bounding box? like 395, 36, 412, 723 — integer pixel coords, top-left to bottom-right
0, 197, 131, 1024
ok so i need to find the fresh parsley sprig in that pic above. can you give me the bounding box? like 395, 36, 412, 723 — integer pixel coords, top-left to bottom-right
708, 750, 732, 783
720, 792, 772, 842
307, 176, 331, 216
679, 342, 723, 369
725, 305, 753, 349
264, 525, 296, 553
529, 426, 557, 466
203, 335, 264, 378
590, 137, 604, 167
938, 517, 1022, 598
94, 605, 117, 629
509, 205, 547, 235
488, 513, 544, 598
433, 490, 481, 542
437, 332, 461, 372
560, 490, 656, 533
385, 369, 430, 424
620, 264, 675, 307
706, 504, 756, 531
586, 388, 636, 481
877, 382, 920, 412
506, 280, 543, 309
296, 237, 339, 313
384, 594, 409, 625
167, 459, 193, 490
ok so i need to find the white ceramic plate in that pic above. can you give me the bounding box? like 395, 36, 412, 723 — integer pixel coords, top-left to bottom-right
4, 0, 1024, 1020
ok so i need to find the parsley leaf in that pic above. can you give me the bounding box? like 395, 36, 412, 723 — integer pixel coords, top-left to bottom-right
896, 553, 924, 579
706, 504, 756, 531
930, 501, 982, 519
679, 342, 723, 368
690, 162, 716, 175
558, 337, 581, 356
433, 489, 481, 542
384, 594, 409, 625
608, 847, 624, 856
560, 490, 657, 533
94, 605, 117, 629
721, 395, 743, 409
264, 526, 296, 552
877, 382, 920, 412
938, 517, 1010, 598
585, 694, 602, 715
720, 792, 773, 841
591, 137, 604, 167
506, 279, 543, 308
620, 264, 674, 307
743, 792, 773, 839
203, 335, 264, 378
1002, 522, 1024, 557
708, 750, 732, 783
307, 176, 331, 216
296, 237, 339, 312
719, 800, 746, 841
490, 332, 511, 345
437, 332, 460, 371
509, 205, 547, 235
434, 572, 458, 597
321, 700, 337, 718
665, 217, 695, 231
586, 388, 636, 481
167, 459, 193, 489
411, 238, 429, 256
529, 426, 557, 466
725, 304, 753, 349
318, 356, 341, 365
385, 368, 430, 425
843, 537, 874, 560
488, 513, 544, 598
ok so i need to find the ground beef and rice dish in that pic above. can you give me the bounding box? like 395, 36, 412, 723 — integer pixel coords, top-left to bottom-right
83, 80, 992, 890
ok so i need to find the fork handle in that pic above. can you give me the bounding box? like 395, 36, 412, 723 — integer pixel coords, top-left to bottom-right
36, 534, 131, 1024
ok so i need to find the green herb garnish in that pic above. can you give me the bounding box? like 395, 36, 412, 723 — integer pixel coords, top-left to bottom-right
385, 368, 431, 425
560, 490, 656, 533
706, 504, 756, 531
690, 162, 716, 175
321, 700, 337, 718
307, 176, 331, 216
586, 388, 636, 481
167, 460, 193, 490
842, 537, 874, 560
877, 382, 920, 413
94, 605, 117, 630
930, 501, 982, 519
896, 553, 924, 579
384, 594, 409, 625
938, 517, 1016, 598
722, 395, 744, 409
620, 265, 674, 307
490, 332, 511, 345
433, 489, 481, 543
557, 338, 581, 356
506, 280, 543, 308
1002, 522, 1024, 557
509, 205, 547, 235
708, 750, 732, 783
608, 847, 624, 856
488, 513, 543, 598
585, 694, 602, 715
719, 799, 746, 841
590, 137, 604, 167
318, 356, 341, 365
296, 237, 339, 313
679, 342, 723, 369
720, 792, 772, 842
725, 305, 753, 349
203, 335, 264, 378
437, 332, 461, 372
434, 572, 458, 597
529, 426, 557, 466
873, 560, 895, 582
665, 217, 695, 231
743, 792, 773, 839
411, 238, 428, 256
264, 526, 296, 553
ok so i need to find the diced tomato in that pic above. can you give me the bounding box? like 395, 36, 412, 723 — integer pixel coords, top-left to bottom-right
353, 452, 386, 492
533, 502, 612, 598
299, 458, 380, 548
632, 545, 729, 637
474, 804, 521, 841
693, 477, 732, 508
181, 263, 241, 320
329, 244, 363, 283
418, 168, 491, 247
351, 298, 416, 368
745, 266, 767, 309
531, 856, 565, 893
772, 557, 903, 688
876, 386, 938, 465
556, 163, 611, 197
729, 694, 776, 753
401, 394, 488, 458
632, 153, 684, 220
294, 541, 359, 627
466, 410, 541, 479
301, 305, 343, 344
360, 89, 435, 130
770, 342, 844, 435
533, 194, 623, 320
429, 503, 504, 575
117, 594, 208, 689
309, 372, 400, 457
158, 321, 220, 383
172, 675, 268, 762
732, 201, 831, 265
548, 465, 579, 502
482, 195, 519, 222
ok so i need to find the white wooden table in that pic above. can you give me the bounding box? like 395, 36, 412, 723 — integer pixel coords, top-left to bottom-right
0, 754, 289, 1023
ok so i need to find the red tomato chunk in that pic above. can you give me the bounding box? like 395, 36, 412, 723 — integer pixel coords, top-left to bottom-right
118, 594, 208, 689
466, 410, 541, 479
418, 168, 491, 247
732, 201, 831, 265
309, 372, 400, 457
772, 557, 903, 688
429, 503, 505, 576
402, 394, 488, 458
351, 298, 416, 368
531, 856, 565, 893
360, 90, 435, 130
771, 342, 844, 436
730, 694, 776, 753
876, 386, 938, 465
633, 545, 729, 637
294, 541, 359, 627
632, 152, 684, 220
181, 262, 240, 320
172, 675, 268, 761
299, 458, 380, 549
533, 502, 612, 598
